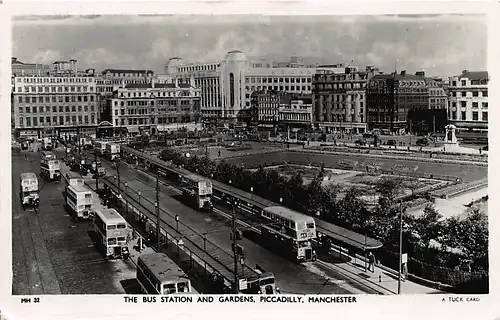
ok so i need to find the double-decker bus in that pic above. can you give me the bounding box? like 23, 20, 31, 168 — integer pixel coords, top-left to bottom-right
94, 141, 108, 156
66, 184, 94, 220
179, 173, 213, 211
64, 172, 85, 192
42, 137, 53, 151
41, 151, 57, 160
40, 157, 61, 181
260, 206, 317, 262
241, 272, 277, 294
20, 172, 39, 207
93, 208, 131, 259
137, 253, 193, 294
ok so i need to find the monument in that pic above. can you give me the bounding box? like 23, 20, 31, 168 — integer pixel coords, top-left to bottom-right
443, 124, 460, 153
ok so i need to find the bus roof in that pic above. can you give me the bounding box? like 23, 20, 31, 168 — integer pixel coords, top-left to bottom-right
66, 172, 82, 179
95, 208, 126, 224
263, 206, 314, 223
184, 173, 208, 183
41, 151, 56, 157
20, 172, 37, 181
138, 253, 188, 283
68, 184, 91, 193
246, 272, 275, 283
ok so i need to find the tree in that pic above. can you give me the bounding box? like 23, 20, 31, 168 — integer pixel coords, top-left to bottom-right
413, 203, 444, 250
460, 209, 488, 268
375, 176, 405, 204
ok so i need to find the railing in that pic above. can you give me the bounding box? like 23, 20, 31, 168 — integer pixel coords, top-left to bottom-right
99, 176, 256, 291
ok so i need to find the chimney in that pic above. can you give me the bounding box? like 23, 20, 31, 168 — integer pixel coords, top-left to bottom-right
400, 70, 406, 76
415, 71, 425, 77
462, 69, 469, 74
175, 78, 179, 87
151, 78, 156, 88
11, 57, 17, 64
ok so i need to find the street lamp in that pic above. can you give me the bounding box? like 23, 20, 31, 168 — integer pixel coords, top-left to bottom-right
175, 214, 180, 233
398, 202, 404, 295
124, 182, 128, 215
250, 187, 253, 201
240, 256, 245, 277
138, 191, 141, 205
279, 197, 283, 203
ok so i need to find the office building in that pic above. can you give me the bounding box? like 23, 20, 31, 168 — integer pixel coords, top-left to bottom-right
11, 57, 51, 76
108, 78, 201, 136
447, 70, 489, 132
312, 66, 377, 134
165, 51, 345, 121
12, 73, 98, 139
366, 70, 428, 134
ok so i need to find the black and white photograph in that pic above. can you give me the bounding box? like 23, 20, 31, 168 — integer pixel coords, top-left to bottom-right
2, 2, 498, 320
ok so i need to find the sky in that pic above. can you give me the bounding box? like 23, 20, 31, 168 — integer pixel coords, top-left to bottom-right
12, 14, 487, 77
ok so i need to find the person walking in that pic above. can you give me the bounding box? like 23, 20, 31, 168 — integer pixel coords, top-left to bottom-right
368, 252, 376, 273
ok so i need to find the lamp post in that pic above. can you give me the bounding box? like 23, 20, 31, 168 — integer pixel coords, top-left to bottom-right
232, 200, 239, 294
155, 201, 160, 251
398, 201, 404, 295
250, 187, 253, 201
94, 147, 99, 194
124, 182, 128, 215
138, 191, 141, 205
175, 215, 180, 233
240, 256, 245, 277
279, 197, 283, 204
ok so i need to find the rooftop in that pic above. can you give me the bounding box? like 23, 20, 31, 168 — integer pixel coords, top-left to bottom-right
457, 71, 489, 81
102, 69, 154, 75
371, 73, 427, 81
124, 83, 193, 89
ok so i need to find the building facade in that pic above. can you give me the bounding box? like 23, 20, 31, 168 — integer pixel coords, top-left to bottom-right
12, 74, 99, 139
108, 79, 201, 136
165, 51, 345, 121
250, 90, 313, 131
11, 57, 51, 77
366, 71, 428, 134
447, 70, 489, 132
312, 66, 377, 134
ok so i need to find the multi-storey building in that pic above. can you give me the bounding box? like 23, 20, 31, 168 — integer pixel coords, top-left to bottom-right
312, 66, 377, 134
12, 73, 99, 139
366, 70, 428, 134
425, 75, 448, 110
249, 90, 313, 132
11, 57, 51, 76
108, 79, 201, 136
447, 70, 489, 132
164, 51, 344, 121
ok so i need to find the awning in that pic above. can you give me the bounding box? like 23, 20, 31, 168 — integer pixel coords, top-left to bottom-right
127, 127, 139, 133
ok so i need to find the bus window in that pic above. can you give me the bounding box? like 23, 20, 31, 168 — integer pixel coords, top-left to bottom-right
108, 238, 117, 245
163, 283, 176, 294
85, 194, 91, 199
117, 223, 126, 229
117, 237, 126, 242
260, 277, 275, 286
306, 222, 315, 229
107, 225, 117, 230
177, 282, 189, 293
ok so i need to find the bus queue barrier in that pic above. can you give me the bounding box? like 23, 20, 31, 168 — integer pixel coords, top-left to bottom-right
98, 177, 250, 293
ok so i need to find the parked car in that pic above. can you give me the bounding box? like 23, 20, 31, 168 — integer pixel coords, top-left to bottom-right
386, 139, 397, 146
416, 138, 429, 146
355, 139, 367, 146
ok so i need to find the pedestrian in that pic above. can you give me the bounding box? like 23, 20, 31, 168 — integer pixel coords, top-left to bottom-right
368, 252, 376, 273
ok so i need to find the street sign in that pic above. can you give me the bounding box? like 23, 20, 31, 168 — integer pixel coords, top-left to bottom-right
238, 279, 247, 291
402, 253, 408, 264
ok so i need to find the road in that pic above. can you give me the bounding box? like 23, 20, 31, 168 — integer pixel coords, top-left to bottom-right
78, 150, 380, 294
11, 146, 137, 295
225, 151, 487, 183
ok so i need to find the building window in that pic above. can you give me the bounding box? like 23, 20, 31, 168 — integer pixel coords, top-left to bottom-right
461, 111, 466, 121
482, 112, 488, 121
460, 101, 466, 108
32, 106, 37, 113
18, 96, 23, 103
59, 116, 64, 124
482, 102, 488, 108
461, 80, 466, 86
33, 117, 38, 126
472, 91, 478, 97
472, 111, 478, 121
53, 116, 57, 124
26, 117, 31, 127
472, 102, 478, 108
483, 91, 488, 97
52, 106, 57, 112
